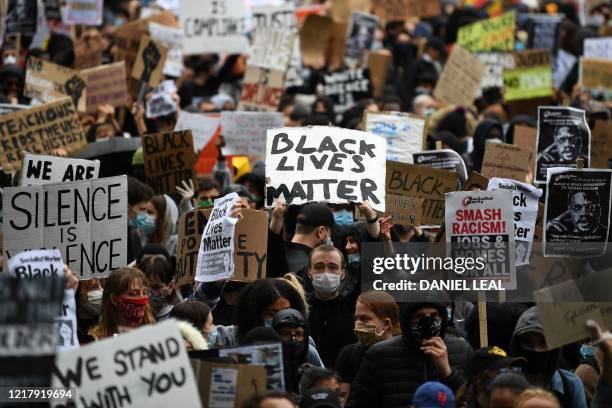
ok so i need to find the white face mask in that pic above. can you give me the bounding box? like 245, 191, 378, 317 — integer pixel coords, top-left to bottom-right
3, 55, 16, 65
312, 273, 342, 298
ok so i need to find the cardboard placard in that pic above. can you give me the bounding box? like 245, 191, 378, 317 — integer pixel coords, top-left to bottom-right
65, 0, 103, 25
238, 65, 285, 112
174, 111, 220, 151
535, 106, 591, 184
149, 22, 185, 78
52, 320, 201, 406
457, 11, 516, 52
131, 35, 168, 89
217, 342, 284, 391
74, 33, 104, 69
590, 120, 612, 169
371, 0, 441, 23
503, 66, 553, 101
513, 125, 537, 173
25, 57, 87, 112
512, 49, 551, 69
584, 37, 612, 60
481, 142, 532, 182
0, 97, 86, 172
114, 20, 148, 78
266, 126, 387, 212
386, 161, 458, 225
322, 68, 372, 119
20, 153, 100, 186
285, 37, 305, 89
194, 361, 267, 408
221, 111, 285, 156
326, 22, 349, 72
175, 208, 268, 286
251, 4, 296, 31
345, 12, 379, 61
445, 190, 516, 289
475, 52, 515, 90
580, 58, 612, 90
299, 14, 333, 67
433, 45, 485, 107
365, 111, 424, 164
181, 0, 248, 55
367, 50, 392, 98
249, 27, 295, 71
81, 62, 128, 113
385, 194, 423, 226
2, 176, 128, 280
142, 130, 196, 195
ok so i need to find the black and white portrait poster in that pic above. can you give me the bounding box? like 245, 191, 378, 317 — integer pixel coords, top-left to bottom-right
535, 106, 591, 184
544, 168, 612, 257
6, 0, 37, 36
345, 12, 379, 61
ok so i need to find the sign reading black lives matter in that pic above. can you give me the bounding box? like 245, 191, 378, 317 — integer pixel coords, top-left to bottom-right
413, 149, 468, 183
488, 178, 542, 266
2, 176, 128, 279
535, 106, 591, 184
52, 320, 201, 407
322, 68, 372, 119
544, 169, 612, 257
195, 193, 240, 282
445, 190, 516, 290
265, 126, 386, 212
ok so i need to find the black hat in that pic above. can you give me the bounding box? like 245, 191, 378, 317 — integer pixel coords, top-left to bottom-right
272, 308, 306, 329
300, 388, 341, 408
297, 203, 334, 228
465, 346, 526, 379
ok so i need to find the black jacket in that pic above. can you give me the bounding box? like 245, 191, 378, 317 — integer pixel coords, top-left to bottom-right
347, 335, 473, 408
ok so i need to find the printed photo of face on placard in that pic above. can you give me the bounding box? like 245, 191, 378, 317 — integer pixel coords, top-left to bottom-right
544, 170, 612, 256
535, 107, 591, 183
58, 320, 75, 347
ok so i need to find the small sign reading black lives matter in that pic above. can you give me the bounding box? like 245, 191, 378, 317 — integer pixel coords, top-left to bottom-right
535, 106, 591, 184
544, 168, 612, 257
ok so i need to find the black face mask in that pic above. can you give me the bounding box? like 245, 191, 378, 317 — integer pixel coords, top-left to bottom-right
283, 340, 305, 362
410, 316, 442, 345
520, 349, 555, 374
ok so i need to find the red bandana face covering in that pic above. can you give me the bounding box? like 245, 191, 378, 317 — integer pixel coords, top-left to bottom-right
115, 296, 149, 326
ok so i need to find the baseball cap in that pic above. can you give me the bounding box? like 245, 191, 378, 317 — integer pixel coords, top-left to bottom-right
300, 388, 341, 408
297, 203, 334, 228
413, 381, 455, 408
465, 346, 526, 379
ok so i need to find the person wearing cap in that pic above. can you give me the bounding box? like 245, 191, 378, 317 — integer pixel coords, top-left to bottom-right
455, 346, 526, 407
509, 306, 586, 408
412, 381, 455, 408
347, 301, 473, 408
300, 387, 342, 408
271, 308, 324, 392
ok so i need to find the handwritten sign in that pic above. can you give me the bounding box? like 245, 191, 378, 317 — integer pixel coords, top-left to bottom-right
238, 65, 285, 112
371, 0, 441, 23
433, 45, 485, 107
149, 22, 184, 78
580, 58, 612, 90
591, 120, 612, 169
142, 130, 196, 195
322, 68, 372, 119
20, 154, 99, 186
65, 0, 103, 25
174, 111, 220, 151
503, 66, 553, 101
475, 52, 515, 90
249, 27, 295, 71
584, 37, 612, 60
512, 49, 550, 68
481, 142, 532, 182
25, 57, 87, 112
251, 4, 296, 31
81, 62, 128, 113
385, 194, 422, 226
221, 111, 284, 156
458, 11, 516, 52
365, 111, 424, 164
0, 97, 86, 172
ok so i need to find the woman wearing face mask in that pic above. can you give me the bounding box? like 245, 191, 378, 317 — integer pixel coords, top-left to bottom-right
88, 268, 155, 340
272, 308, 312, 393
170, 301, 220, 349
340, 229, 362, 302
144, 195, 179, 255
138, 255, 176, 321
336, 291, 400, 400
76, 278, 104, 344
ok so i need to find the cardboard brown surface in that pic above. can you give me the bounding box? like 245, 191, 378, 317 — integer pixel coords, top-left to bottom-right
386, 161, 457, 225
433, 45, 485, 107
0, 97, 86, 172
513, 125, 537, 174
300, 14, 333, 67
581, 58, 612, 90
367, 51, 392, 98
590, 120, 612, 169
131, 35, 168, 89
481, 142, 531, 182
74, 34, 104, 69
142, 130, 197, 194
385, 194, 423, 226
25, 57, 87, 112
81, 62, 128, 113
512, 49, 551, 68
371, 0, 441, 23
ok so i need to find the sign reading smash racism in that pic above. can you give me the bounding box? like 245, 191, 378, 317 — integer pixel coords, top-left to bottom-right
488, 178, 542, 266
544, 168, 612, 257
0, 97, 86, 172
2, 176, 128, 279
445, 190, 516, 289
386, 161, 458, 226
265, 127, 387, 212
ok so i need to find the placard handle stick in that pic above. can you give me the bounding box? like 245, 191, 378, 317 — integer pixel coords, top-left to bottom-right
577, 156, 584, 170
478, 291, 488, 347
435, 141, 442, 150
137, 82, 149, 104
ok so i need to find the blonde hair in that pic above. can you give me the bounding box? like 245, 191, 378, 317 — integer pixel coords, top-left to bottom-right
281, 273, 310, 317
89, 267, 155, 339
514, 388, 560, 408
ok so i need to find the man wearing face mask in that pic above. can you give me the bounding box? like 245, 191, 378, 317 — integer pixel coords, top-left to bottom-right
509, 306, 586, 408
127, 177, 154, 263
272, 309, 312, 393
307, 245, 357, 369
347, 302, 473, 408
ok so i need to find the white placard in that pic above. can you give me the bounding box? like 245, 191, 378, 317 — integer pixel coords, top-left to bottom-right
221, 111, 284, 155
584, 37, 612, 60
149, 22, 184, 78
248, 27, 294, 71
20, 154, 100, 186
174, 111, 221, 151
365, 112, 424, 164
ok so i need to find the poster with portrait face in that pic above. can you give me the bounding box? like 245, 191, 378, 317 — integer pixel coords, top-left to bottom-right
535, 106, 591, 184
544, 168, 612, 257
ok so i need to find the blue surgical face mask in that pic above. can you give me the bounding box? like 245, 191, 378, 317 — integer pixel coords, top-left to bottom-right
347, 253, 361, 267
333, 209, 354, 226
205, 326, 219, 349
130, 212, 156, 235
580, 344, 596, 359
